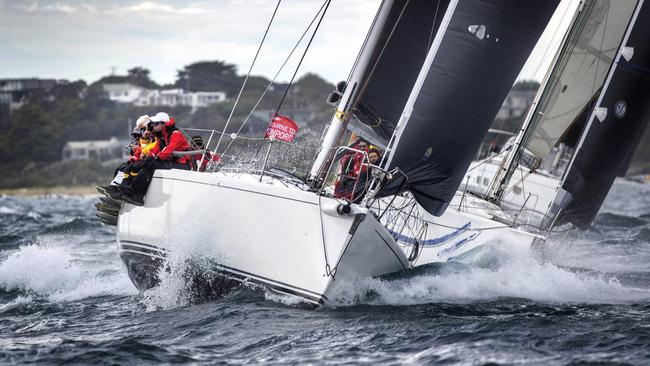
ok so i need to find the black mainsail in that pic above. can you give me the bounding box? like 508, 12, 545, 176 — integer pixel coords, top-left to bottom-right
557, 0, 650, 228
354, 0, 452, 144
378, 0, 560, 216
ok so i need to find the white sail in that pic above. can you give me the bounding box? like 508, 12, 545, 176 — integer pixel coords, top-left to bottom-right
525, 0, 638, 158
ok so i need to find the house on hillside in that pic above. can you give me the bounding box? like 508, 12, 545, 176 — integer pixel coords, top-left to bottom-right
102, 83, 145, 103
0, 78, 57, 112
62, 137, 130, 162
102, 83, 226, 112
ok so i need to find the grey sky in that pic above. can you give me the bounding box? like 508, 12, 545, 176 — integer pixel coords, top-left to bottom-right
1, 0, 579, 85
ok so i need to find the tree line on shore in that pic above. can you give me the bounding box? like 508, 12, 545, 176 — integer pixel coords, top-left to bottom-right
0, 60, 334, 188
2, 60, 650, 189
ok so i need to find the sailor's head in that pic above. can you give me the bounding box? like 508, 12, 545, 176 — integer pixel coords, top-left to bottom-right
133, 115, 149, 137
148, 120, 165, 133
148, 112, 170, 133
368, 148, 381, 165
191, 136, 205, 149
136, 115, 150, 129
131, 125, 143, 140
357, 140, 368, 151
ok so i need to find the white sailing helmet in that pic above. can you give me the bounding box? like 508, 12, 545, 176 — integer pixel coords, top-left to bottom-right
150, 112, 171, 123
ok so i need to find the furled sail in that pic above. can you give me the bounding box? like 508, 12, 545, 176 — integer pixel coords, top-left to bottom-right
557, 0, 650, 228
379, 0, 559, 216
525, 0, 638, 158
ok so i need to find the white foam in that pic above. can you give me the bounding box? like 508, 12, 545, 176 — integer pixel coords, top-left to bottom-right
0, 244, 137, 302
329, 242, 650, 307
264, 288, 310, 306
0, 206, 20, 215
140, 198, 235, 311
0, 295, 33, 313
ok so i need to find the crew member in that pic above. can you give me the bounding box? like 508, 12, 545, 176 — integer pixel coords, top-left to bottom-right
96, 115, 150, 196
113, 112, 190, 205
334, 139, 369, 201
190, 135, 220, 172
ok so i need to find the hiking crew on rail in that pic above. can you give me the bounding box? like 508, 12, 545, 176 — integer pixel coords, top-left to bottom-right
98, 111, 191, 206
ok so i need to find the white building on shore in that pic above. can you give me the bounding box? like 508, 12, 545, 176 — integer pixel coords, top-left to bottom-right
0, 78, 57, 112
102, 83, 226, 112
62, 137, 130, 162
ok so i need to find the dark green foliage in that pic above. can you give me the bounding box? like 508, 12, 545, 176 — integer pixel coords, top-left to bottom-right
91, 67, 159, 89
127, 67, 160, 89
0, 60, 336, 188
175, 60, 241, 95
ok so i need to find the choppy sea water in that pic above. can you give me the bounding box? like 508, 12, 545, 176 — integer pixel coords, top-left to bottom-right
1, 180, 650, 365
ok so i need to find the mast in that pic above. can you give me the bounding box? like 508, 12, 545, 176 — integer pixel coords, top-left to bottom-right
485, 0, 588, 202
307, 0, 396, 186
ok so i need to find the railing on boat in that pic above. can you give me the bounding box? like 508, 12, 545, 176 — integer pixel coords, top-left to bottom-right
179, 127, 555, 237
179, 127, 320, 178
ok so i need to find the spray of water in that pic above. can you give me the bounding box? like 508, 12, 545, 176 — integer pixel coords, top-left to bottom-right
0, 243, 136, 302
328, 240, 650, 307
140, 197, 237, 311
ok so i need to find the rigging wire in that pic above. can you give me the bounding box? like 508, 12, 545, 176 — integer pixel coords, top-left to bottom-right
591, 2, 611, 96
274, 0, 332, 115
427, 0, 442, 51
210, 0, 282, 157
220, 0, 329, 158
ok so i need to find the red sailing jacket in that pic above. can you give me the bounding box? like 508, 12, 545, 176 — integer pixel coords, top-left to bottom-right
130, 145, 142, 162
333, 147, 367, 200
156, 118, 189, 164
193, 152, 221, 172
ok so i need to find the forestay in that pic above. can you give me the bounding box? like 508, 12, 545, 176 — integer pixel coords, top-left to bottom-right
379, 0, 559, 216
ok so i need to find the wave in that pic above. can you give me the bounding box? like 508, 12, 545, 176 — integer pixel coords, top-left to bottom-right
326, 242, 650, 307
0, 206, 21, 215
0, 235, 24, 247
0, 244, 137, 302
41, 217, 100, 235
593, 212, 648, 228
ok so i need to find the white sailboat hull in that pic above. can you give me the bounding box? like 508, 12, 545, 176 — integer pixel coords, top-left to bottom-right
117, 169, 409, 305
116, 169, 541, 304
373, 193, 542, 265
464, 157, 560, 220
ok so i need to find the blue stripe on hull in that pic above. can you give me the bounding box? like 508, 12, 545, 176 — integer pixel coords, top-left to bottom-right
388, 222, 471, 247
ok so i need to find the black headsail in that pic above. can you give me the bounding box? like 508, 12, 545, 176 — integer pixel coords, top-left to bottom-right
353, 0, 452, 144
557, 0, 650, 228
379, 0, 560, 216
